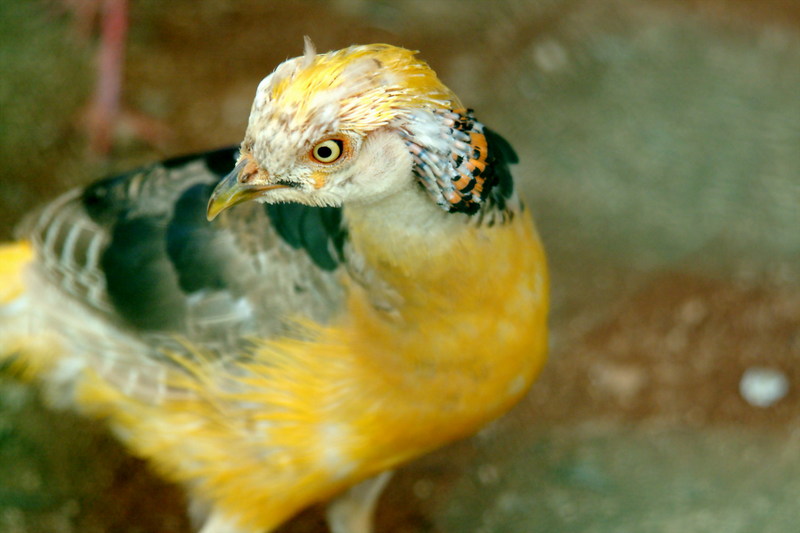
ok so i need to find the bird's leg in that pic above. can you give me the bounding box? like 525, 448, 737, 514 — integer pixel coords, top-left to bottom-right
326, 471, 393, 533
196, 508, 256, 533
326, 470, 393, 533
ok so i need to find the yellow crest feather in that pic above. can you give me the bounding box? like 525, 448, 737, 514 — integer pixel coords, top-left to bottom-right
265, 44, 460, 132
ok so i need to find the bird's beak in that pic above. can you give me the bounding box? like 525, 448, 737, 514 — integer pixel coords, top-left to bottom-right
206, 159, 287, 221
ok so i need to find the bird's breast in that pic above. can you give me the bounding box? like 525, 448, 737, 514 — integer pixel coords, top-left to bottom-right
328, 210, 549, 472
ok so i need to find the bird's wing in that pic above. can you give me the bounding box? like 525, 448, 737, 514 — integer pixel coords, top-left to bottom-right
18, 148, 347, 370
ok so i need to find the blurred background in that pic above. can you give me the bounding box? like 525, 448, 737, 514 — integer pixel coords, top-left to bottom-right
1, 0, 799, 531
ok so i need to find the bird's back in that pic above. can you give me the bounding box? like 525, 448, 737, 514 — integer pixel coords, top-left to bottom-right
2, 147, 346, 401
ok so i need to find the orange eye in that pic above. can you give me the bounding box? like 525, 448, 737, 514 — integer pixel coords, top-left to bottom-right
311, 139, 344, 163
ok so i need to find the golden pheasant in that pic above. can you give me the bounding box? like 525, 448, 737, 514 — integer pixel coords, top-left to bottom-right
0, 41, 549, 532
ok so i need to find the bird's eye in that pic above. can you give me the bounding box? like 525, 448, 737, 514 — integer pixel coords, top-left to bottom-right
311, 139, 344, 163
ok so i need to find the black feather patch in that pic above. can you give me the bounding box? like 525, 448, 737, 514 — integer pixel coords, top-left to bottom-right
483, 127, 518, 213
166, 183, 228, 293
264, 203, 345, 271
102, 215, 187, 331
94, 148, 238, 332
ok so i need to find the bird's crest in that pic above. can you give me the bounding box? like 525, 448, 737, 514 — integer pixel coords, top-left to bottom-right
252, 43, 458, 136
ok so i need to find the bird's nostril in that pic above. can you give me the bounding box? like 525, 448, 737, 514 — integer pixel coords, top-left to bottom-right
239, 171, 256, 184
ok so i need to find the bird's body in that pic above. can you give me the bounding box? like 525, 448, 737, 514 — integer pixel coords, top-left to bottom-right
0, 43, 548, 532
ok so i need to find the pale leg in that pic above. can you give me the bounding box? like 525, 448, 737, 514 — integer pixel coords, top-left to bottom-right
326, 471, 394, 533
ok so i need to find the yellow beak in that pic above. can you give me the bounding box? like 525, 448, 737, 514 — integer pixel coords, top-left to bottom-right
206, 160, 287, 221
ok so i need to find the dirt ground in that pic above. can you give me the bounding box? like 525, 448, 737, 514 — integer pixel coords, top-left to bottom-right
1, 1, 799, 532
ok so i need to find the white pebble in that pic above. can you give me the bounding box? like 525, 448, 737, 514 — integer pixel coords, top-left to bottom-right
739, 367, 789, 407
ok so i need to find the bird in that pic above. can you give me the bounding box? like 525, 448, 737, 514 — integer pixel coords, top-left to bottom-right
0, 41, 549, 533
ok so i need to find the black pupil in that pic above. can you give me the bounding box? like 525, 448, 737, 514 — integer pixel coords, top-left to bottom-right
317, 145, 333, 159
